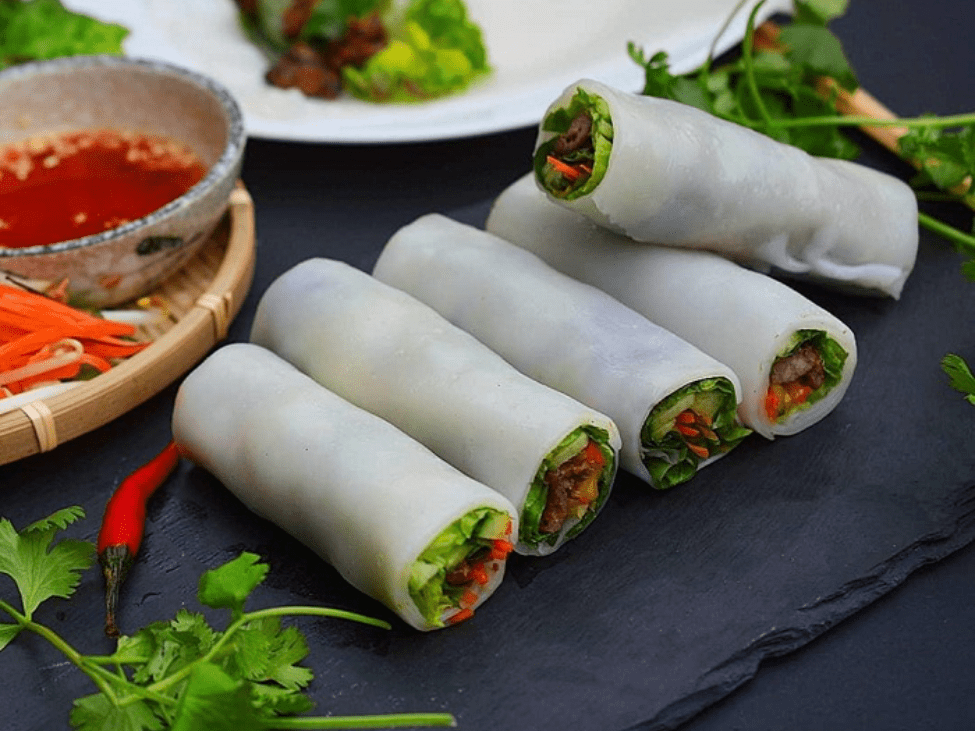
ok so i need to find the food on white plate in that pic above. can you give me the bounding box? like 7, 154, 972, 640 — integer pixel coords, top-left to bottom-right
487, 174, 858, 440
373, 213, 752, 490
533, 78, 919, 299
171, 342, 518, 631
250, 258, 621, 556
234, 0, 489, 102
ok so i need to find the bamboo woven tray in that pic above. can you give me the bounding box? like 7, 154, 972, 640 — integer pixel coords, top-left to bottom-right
0, 181, 256, 466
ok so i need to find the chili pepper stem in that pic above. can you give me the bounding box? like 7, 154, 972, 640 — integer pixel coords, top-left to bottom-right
100, 544, 133, 638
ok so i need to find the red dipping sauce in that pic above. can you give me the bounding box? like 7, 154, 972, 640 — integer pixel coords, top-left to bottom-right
0, 129, 207, 249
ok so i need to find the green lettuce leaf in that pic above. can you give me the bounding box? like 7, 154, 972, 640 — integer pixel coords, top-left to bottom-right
0, 0, 128, 69
408, 506, 509, 627
342, 0, 489, 102
942, 353, 975, 405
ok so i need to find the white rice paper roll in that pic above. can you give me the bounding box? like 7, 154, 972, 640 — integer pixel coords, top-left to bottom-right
250, 259, 621, 556
171, 343, 518, 631
373, 213, 748, 487
487, 174, 859, 440
534, 78, 918, 298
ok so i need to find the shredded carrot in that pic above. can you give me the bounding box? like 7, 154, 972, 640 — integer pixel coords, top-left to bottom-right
0, 283, 148, 399
676, 410, 698, 425
447, 607, 474, 625
470, 565, 490, 587
546, 155, 583, 182
676, 424, 700, 438
490, 539, 515, 561
460, 589, 479, 608
687, 442, 710, 460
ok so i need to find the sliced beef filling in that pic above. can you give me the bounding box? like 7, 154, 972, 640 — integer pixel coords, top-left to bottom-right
539, 444, 602, 534
553, 111, 593, 157
265, 42, 342, 99
765, 343, 828, 420
771, 344, 826, 389
263, 11, 388, 99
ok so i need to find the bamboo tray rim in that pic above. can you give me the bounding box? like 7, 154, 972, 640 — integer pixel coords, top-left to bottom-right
0, 181, 256, 467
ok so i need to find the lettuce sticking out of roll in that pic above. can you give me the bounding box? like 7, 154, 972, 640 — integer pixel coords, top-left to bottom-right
643, 378, 752, 489
534, 87, 613, 200
410, 507, 513, 628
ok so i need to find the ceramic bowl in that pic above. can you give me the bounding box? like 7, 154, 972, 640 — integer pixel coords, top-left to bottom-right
0, 55, 245, 308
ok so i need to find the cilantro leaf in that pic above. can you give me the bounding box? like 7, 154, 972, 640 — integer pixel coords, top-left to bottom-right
0, 506, 95, 620
942, 354, 975, 405
198, 552, 268, 619
170, 662, 265, 731
629, 3, 861, 160
226, 617, 313, 691
793, 0, 849, 27
777, 23, 857, 89
70, 693, 164, 731
125, 610, 217, 684
1, 510, 440, 730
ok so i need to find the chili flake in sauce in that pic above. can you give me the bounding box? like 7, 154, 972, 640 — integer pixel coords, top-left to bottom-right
0, 129, 207, 249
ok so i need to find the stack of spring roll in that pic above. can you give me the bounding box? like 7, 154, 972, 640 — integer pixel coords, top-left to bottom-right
170, 77, 917, 631
475, 76, 920, 440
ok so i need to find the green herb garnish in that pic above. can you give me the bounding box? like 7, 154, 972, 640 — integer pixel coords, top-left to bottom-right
0, 507, 455, 729
941, 354, 975, 406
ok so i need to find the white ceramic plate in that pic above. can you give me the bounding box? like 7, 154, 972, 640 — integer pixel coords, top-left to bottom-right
64, 0, 792, 143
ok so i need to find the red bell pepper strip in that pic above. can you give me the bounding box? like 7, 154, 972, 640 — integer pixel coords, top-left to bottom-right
97, 440, 180, 637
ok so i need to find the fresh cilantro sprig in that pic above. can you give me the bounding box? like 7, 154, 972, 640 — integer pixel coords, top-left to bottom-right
0, 508, 456, 730
942, 354, 975, 405
628, 0, 975, 403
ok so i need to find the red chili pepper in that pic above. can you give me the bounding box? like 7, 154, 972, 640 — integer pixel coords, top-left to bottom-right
98, 440, 180, 637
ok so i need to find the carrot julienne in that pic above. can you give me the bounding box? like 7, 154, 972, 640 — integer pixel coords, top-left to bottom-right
546, 154, 584, 182
0, 283, 148, 395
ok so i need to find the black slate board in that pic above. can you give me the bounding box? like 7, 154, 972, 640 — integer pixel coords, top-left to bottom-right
3, 193, 972, 731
